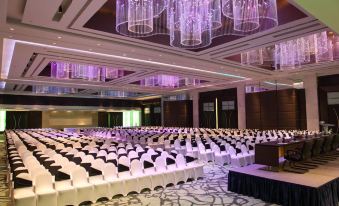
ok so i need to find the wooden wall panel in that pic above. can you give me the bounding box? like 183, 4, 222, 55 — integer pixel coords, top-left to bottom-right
199, 88, 238, 128
98, 112, 109, 127
318, 74, 339, 133
6, 111, 42, 129
140, 98, 161, 126
246, 89, 306, 130
163, 100, 193, 127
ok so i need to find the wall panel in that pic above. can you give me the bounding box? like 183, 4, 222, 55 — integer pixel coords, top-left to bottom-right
163, 100, 193, 127
42, 111, 98, 129
199, 88, 238, 128
246, 89, 306, 130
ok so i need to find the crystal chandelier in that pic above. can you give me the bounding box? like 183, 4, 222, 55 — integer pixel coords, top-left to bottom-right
140, 74, 201, 88
241, 31, 339, 70
100, 90, 140, 97
33, 86, 77, 95
51, 61, 126, 82
116, 0, 278, 49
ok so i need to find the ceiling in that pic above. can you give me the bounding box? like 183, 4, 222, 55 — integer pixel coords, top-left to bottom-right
0, 0, 339, 100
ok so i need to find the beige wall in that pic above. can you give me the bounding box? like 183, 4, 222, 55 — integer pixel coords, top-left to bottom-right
42, 111, 98, 129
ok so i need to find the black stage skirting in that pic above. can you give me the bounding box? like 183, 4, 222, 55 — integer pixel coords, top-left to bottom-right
228, 170, 339, 206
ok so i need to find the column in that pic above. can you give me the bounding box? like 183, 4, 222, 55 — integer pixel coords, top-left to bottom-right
237, 84, 246, 129
161, 97, 164, 126
304, 74, 320, 131
190, 91, 199, 128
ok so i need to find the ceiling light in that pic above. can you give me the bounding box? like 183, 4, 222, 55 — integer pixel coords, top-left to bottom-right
52, 42, 57, 45
140, 74, 202, 88
50, 61, 126, 81
57, 36, 62, 39
11, 39, 247, 79
9, 28, 14, 31
97, 43, 101, 46
115, 0, 278, 49
241, 30, 339, 70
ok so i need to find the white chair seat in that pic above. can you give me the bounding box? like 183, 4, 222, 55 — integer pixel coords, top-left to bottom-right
14, 187, 36, 206
55, 180, 76, 206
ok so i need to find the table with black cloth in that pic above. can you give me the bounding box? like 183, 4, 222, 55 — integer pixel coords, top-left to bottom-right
227, 163, 339, 206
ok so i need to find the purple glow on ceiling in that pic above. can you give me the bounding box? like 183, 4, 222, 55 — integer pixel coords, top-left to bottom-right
50, 61, 128, 81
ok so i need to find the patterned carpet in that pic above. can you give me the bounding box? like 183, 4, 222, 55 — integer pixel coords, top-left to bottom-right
0, 135, 11, 206
92, 164, 277, 206
0, 135, 276, 206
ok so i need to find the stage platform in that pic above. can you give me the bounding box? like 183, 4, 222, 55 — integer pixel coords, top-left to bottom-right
228, 158, 339, 206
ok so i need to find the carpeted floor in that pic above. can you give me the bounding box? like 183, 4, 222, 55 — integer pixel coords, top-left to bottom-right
0, 135, 276, 206
92, 164, 277, 206
0, 135, 11, 206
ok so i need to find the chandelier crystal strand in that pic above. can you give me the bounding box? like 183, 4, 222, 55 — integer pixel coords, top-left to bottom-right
210, 0, 222, 29
233, 0, 260, 32
51, 62, 69, 79
180, 0, 202, 46
222, 0, 234, 18
315, 31, 333, 62
242, 30, 338, 70
153, 0, 167, 17
258, 0, 278, 30
128, 0, 154, 34
333, 35, 339, 60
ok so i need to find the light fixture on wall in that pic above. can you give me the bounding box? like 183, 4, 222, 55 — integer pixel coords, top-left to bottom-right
116, 0, 278, 49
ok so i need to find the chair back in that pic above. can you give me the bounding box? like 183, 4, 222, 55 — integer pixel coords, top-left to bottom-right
71, 167, 88, 186
175, 154, 186, 168
301, 140, 314, 160
323, 135, 334, 153
155, 156, 167, 172
312, 138, 324, 156
102, 163, 117, 181
331, 134, 339, 150
130, 159, 143, 176
34, 172, 54, 193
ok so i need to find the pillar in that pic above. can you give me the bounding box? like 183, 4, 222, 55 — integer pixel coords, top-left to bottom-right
304, 74, 320, 131
237, 84, 246, 129
190, 91, 199, 128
